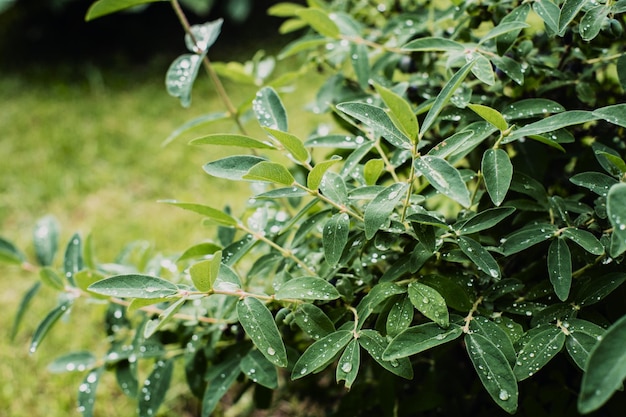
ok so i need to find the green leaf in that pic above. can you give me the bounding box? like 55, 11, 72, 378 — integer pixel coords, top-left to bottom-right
607, 183, 626, 257
408, 282, 450, 327
144, 297, 187, 338
203, 155, 266, 181
579, 5, 609, 41
363, 159, 384, 185
596, 151, 626, 175
513, 326, 565, 381
88, 274, 178, 299
64, 233, 83, 286
565, 319, 605, 371
336, 102, 412, 149
294, 304, 336, 340
189, 251, 222, 292
505, 111, 597, 142
356, 282, 406, 328
468, 104, 508, 131
364, 183, 409, 239
11, 282, 41, 341
502, 98, 565, 121
74, 270, 107, 299
243, 161, 296, 185
574, 272, 626, 307
402, 37, 465, 52
501, 224, 558, 255
162, 111, 229, 146
275, 276, 340, 301
470, 54, 496, 86
465, 333, 518, 414
0, 236, 24, 265
77, 367, 104, 417
458, 236, 501, 280
237, 297, 288, 367
414, 156, 471, 208
548, 239, 572, 301
386, 295, 414, 337
165, 54, 203, 108
33, 215, 59, 266
469, 316, 517, 365
115, 360, 138, 397
202, 353, 242, 416
559, 0, 588, 35
160, 200, 238, 226
184, 20, 224, 54
307, 157, 342, 190
253, 86, 288, 131
30, 299, 72, 354
320, 172, 349, 205
594, 103, 626, 129
421, 61, 474, 136
426, 130, 476, 159
177, 242, 222, 262
292, 330, 353, 379
189, 134, 275, 149
420, 274, 475, 312
482, 149, 513, 206
497, 4, 531, 55
138, 359, 174, 417
240, 349, 278, 389
336, 339, 360, 388
578, 315, 626, 413
351, 43, 370, 90
85, 0, 166, 20
48, 351, 97, 373
533, 0, 561, 35
323, 213, 350, 266
561, 228, 604, 255
374, 82, 419, 141
359, 329, 413, 379
39, 267, 65, 290
295, 8, 340, 38
383, 323, 463, 360
490, 55, 524, 85
263, 127, 310, 164
457, 207, 516, 235
570, 172, 618, 197
480, 21, 530, 44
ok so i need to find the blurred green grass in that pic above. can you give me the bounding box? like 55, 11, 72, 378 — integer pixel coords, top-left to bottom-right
0, 61, 323, 416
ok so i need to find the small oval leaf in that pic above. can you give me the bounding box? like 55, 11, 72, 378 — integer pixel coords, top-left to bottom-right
237, 297, 288, 367
88, 274, 179, 299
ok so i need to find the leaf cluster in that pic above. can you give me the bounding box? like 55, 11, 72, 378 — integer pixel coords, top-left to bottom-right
4, 0, 626, 416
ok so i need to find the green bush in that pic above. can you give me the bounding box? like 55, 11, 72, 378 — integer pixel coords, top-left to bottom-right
4, 0, 626, 416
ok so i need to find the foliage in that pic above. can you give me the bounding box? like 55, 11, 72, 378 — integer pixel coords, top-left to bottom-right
4, 0, 626, 416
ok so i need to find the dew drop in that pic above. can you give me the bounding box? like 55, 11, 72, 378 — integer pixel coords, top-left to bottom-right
499, 389, 510, 401
341, 362, 353, 373
267, 347, 276, 356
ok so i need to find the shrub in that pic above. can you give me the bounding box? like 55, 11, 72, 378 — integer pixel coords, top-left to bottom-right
4, 0, 626, 416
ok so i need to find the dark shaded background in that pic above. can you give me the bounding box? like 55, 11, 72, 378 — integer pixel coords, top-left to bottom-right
0, 0, 297, 75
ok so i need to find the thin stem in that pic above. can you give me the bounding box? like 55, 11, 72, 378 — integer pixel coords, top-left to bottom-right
373, 139, 401, 183
237, 222, 318, 276
170, 0, 248, 136
293, 183, 365, 223
109, 296, 227, 324
462, 296, 483, 333
400, 144, 418, 223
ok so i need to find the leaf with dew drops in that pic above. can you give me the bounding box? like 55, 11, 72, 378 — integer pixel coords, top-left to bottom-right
48, 351, 97, 374
482, 148, 513, 206
458, 236, 501, 280
359, 329, 413, 379
408, 282, 449, 328
607, 183, 626, 257
415, 156, 471, 208
275, 276, 340, 301
336, 339, 360, 388
292, 330, 353, 379
465, 333, 519, 414
578, 315, 626, 413
513, 326, 565, 381
363, 182, 409, 240
64, 233, 83, 286
293, 303, 336, 340
548, 238, 572, 301
383, 323, 463, 360
166, 54, 203, 108
253, 86, 288, 131
184, 19, 223, 54
30, 299, 72, 354
240, 349, 278, 389
32, 215, 59, 266
323, 212, 350, 266
138, 359, 174, 417
77, 367, 104, 417
88, 274, 179, 299
237, 297, 287, 367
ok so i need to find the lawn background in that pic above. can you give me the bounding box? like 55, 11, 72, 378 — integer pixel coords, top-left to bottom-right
0, 44, 322, 417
